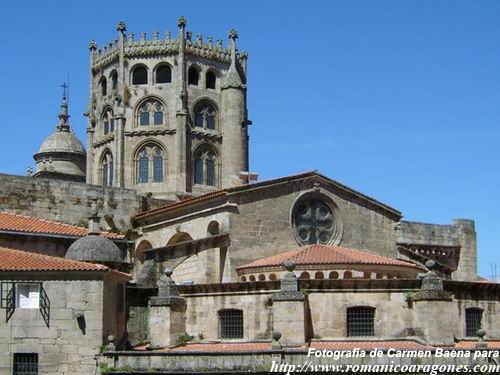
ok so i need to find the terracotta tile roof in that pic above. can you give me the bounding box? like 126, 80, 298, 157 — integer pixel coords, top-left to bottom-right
455, 340, 500, 349
0, 246, 108, 272
0, 211, 124, 239
134, 189, 227, 220
237, 244, 422, 271
311, 340, 434, 351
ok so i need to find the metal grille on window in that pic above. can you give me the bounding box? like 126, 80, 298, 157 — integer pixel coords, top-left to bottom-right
347, 307, 375, 337
1, 282, 15, 309
13, 353, 38, 375
219, 309, 243, 339
465, 308, 482, 337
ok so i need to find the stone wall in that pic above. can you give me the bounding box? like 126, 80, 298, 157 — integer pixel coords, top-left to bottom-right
0, 173, 144, 230
0, 276, 104, 375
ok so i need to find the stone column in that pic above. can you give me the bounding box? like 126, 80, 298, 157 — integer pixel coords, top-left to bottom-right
413, 260, 456, 345
148, 269, 186, 349
271, 261, 305, 347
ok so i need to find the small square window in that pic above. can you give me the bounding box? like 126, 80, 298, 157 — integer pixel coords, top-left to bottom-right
13, 353, 38, 375
16, 284, 40, 309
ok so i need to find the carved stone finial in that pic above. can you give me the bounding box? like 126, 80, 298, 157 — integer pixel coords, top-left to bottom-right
177, 16, 187, 28
425, 260, 435, 270
140, 32, 146, 41
27, 166, 33, 177
152, 31, 159, 41
272, 331, 282, 349
229, 29, 238, 40
186, 31, 192, 41
165, 31, 171, 40
107, 335, 116, 351
240, 51, 248, 59
284, 261, 296, 272
117, 21, 126, 33
196, 33, 203, 46
476, 328, 487, 349
207, 36, 213, 48
89, 40, 97, 51
216, 39, 223, 50
164, 268, 173, 278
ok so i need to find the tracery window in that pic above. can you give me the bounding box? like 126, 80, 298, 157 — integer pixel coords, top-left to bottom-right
219, 309, 243, 339
102, 108, 114, 135
100, 77, 107, 96
193, 146, 217, 187
135, 144, 165, 184
137, 99, 165, 126
347, 306, 375, 337
465, 308, 483, 337
193, 101, 217, 130
156, 65, 172, 83
101, 151, 114, 187
110, 70, 118, 90
292, 194, 342, 246
132, 66, 148, 85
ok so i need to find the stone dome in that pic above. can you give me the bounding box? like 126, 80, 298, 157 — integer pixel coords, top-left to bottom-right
66, 235, 125, 263
38, 130, 85, 155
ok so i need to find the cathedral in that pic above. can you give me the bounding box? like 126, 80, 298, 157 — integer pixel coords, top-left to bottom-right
0, 17, 499, 375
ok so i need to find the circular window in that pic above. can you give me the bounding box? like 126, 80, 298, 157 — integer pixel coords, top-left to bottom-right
291, 193, 342, 246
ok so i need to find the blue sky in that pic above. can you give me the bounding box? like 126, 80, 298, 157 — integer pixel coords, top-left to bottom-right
0, 1, 498, 278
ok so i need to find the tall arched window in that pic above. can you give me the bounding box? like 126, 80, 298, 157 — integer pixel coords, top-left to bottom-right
110, 70, 118, 90
136, 98, 165, 126
218, 309, 243, 339
101, 151, 114, 187
347, 306, 375, 337
135, 144, 165, 184
100, 77, 107, 96
206, 71, 216, 89
193, 146, 218, 187
193, 100, 217, 131
188, 66, 199, 85
102, 108, 114, 135
465, 308, 483, 337
156, 65, 172, 83
132, 66, 148, 85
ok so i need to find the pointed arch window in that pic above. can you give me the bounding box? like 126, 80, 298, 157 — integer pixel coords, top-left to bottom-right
102, 108, 114, 135
137, 98, 166, 127
193, 146, 218, 187
193, 101, 217, 131
110, 70, 118, 90
101, 151, 114, 187
100, 77, 107, 96
135, 144, 165, 184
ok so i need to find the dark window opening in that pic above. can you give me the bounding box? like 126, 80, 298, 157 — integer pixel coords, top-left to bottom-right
132, 67, 148, 85
219, 309, 243, 339
110, 71, 118, 90
1, 282, 14, 309
194, 158, 203, 185
156, 65, 172, 83
188, 67, 199, 85
347, 307, 375, 337
206, 71, 216, 89
100, 78, 107, 96
465, 308, 482, 337
13, 353, 38, 375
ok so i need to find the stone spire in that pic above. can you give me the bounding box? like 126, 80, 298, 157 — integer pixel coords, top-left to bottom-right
222, 29, 244, 89
57, 82, 71, 132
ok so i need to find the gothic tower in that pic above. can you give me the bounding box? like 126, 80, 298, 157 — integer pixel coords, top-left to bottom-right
86, 17, 250, 200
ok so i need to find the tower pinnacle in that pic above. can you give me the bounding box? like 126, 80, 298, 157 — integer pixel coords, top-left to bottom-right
57, 82, 70, 132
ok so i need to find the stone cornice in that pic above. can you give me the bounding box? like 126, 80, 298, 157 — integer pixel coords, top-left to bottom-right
93, 134, 115, 148
124, 128, 176, 137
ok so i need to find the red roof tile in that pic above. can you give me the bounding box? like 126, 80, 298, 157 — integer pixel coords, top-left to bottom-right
134, 189, 227, 220
311, 340, 434, 351
455, 340, 500, 349
0, 246, 111, 272
0, 211, 124, 239
237, 244, 422, 271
